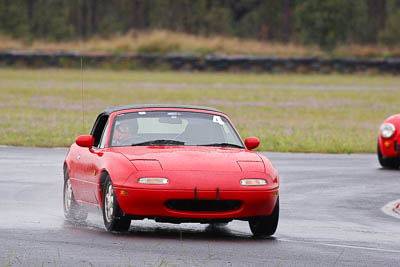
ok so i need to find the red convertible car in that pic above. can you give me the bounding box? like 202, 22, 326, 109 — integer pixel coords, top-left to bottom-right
63, 105, 279, 236
378, 114, 400, 169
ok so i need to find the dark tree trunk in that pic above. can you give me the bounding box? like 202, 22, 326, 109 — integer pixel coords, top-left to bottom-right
90, 0, 97, 34
69, 0, 80, 39
376, 0, 386, 28
26, 0, 35, 33
282, 0, 293, 42
81, 0, 89, 39
132, 0, 146, 29
27, 0, 34, 21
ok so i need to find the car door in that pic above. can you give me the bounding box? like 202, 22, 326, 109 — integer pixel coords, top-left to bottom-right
75, 114, 109, 204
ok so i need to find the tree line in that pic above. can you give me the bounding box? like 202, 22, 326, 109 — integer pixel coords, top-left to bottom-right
1, 0, 400, 50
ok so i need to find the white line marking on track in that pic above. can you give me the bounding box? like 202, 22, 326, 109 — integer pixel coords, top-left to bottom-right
278, 238, 400, 253
227, 228, 400, 253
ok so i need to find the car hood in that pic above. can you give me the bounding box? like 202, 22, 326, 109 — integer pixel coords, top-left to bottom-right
110, 146, 264, 172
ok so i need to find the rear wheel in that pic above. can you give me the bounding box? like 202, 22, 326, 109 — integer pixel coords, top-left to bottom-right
377, 143, 399, 169
102, 176, 131, 232
63, 170, 88, 222
249, 197, 279, 237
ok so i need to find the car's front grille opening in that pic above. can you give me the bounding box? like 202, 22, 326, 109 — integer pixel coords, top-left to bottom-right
165, 199, 242, 212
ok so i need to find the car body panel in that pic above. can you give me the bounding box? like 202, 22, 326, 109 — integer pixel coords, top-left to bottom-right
112, 146, 262, 171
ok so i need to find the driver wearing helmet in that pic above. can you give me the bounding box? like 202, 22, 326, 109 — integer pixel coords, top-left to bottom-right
113, 119, 138, 145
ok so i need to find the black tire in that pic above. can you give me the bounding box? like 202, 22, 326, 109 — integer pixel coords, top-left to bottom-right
377, 143, 399, 169
210, 222, 229, 227
102, 176, 131, 232
249, 197, 279, 237
63, 170, 88, 222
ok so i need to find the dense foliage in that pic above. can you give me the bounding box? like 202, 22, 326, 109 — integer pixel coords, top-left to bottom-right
0, 0, 399, 49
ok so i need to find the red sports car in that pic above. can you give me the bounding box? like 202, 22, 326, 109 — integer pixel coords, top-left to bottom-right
63, 105, 279, 236
378, 114, 400, 169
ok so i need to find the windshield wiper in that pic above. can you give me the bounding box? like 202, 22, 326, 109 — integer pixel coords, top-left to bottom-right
131, 140, 185, 146
201, 143, 244, 148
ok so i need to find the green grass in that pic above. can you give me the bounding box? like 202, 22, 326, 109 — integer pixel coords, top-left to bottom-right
0, 68, 399, 153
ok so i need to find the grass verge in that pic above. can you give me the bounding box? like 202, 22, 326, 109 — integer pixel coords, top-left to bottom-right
0, 68, 399, 153
1, 30, 400, 59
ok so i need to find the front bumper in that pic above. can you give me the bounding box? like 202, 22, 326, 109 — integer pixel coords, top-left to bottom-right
114, 187, 278, 221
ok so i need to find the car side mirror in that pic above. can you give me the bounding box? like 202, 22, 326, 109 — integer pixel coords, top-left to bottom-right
245, 137, 260, 150
76, 135, 94, 149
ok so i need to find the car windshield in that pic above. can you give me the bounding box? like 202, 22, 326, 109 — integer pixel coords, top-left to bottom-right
109, 111, 244, 148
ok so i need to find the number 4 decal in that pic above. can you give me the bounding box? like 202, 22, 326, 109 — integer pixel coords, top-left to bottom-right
213, 115, 224, 125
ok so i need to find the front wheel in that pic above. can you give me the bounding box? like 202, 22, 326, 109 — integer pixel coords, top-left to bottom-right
102, 176, 131, 232
63, 171, 88, 222
249, 197, 279, 237
377, 143, 399, 169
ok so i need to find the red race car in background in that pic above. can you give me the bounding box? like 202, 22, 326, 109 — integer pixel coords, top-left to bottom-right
63, 105, 279, 236
378, 114, 400, 169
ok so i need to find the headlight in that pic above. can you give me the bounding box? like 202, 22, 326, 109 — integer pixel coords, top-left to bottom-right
138, 177, 168, 184
379, 123, 396, 138
240, 179, 267, 186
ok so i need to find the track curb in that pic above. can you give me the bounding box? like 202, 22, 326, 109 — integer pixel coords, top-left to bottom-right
382, 199, 400, 219
394, 202, 400, 215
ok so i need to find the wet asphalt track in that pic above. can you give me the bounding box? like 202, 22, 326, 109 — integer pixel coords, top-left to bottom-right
0, 146, 400, 267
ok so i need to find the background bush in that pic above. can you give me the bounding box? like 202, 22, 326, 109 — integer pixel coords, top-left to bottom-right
0, 0, 400, 49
